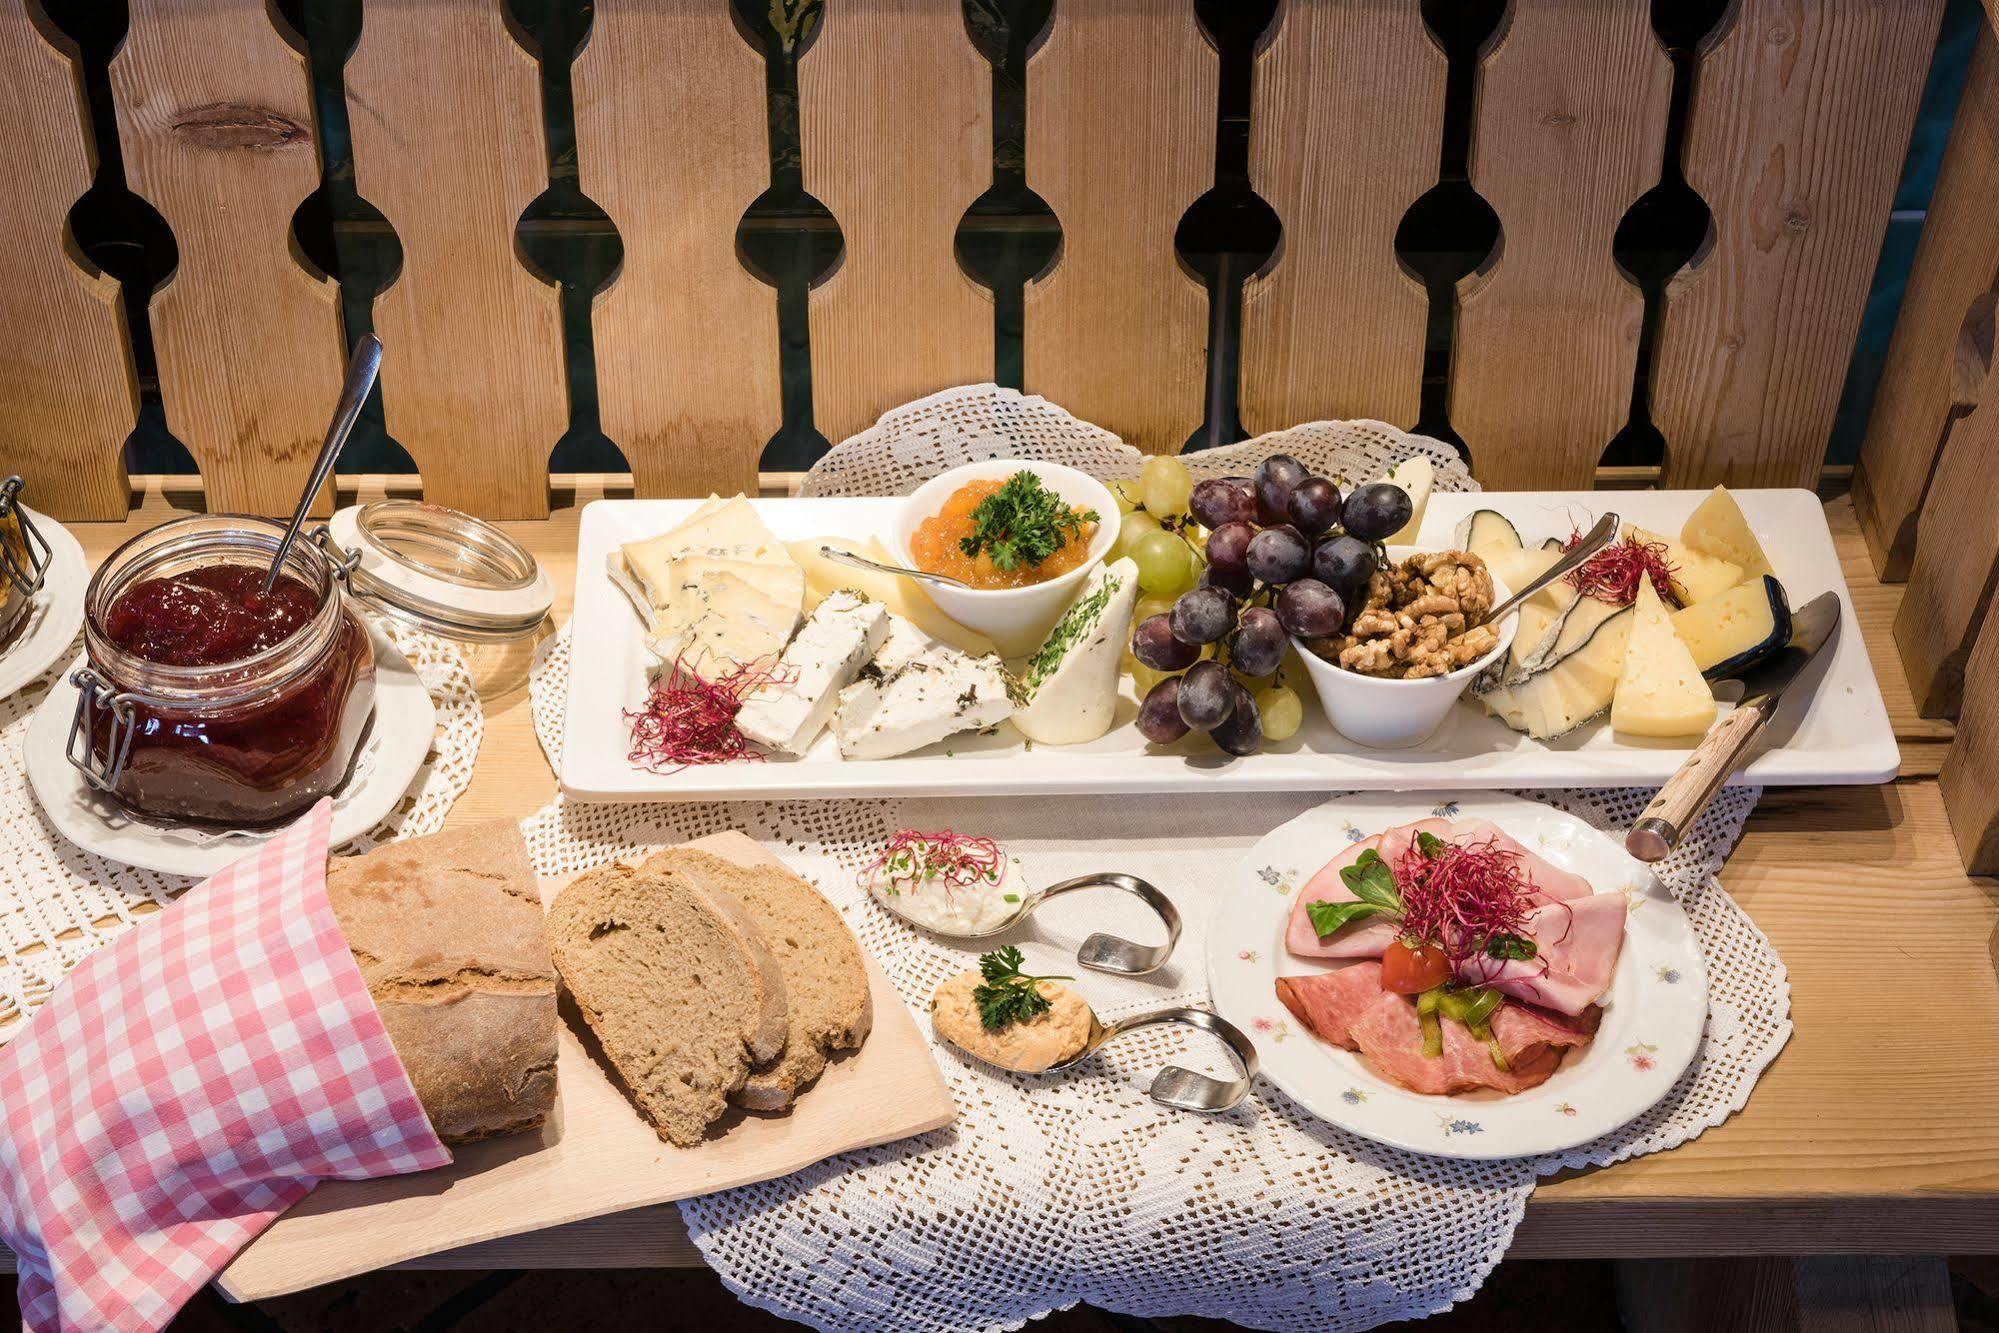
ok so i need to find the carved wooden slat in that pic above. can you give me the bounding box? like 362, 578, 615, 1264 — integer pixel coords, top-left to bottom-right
0, 2, 137, 519
1240, 0, 1443, 436
1653, 0, 1945, 491
1941, 605, 1999, 876
1854, 14, 1999, 581
111, 0, 344, 518
1450, 0, 1671, 490
574, 0, 778, 496
346, 0, 565, 518
801, 0, 992, 447
1024, 0, 1217, 454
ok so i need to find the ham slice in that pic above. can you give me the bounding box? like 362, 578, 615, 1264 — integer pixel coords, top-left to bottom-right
1272, 962, 1599, 1096
1445, 817, 1595, 903
1458, 893, 1627, 1016
1284, 819, 1451, 959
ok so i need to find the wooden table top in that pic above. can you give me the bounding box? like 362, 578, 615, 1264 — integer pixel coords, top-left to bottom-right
18, 477, 1999, 1268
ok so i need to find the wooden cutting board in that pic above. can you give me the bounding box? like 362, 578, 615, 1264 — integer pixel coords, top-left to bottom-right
215, 832, 957, 1302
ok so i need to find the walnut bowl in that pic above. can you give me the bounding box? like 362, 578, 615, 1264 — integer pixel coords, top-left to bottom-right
1291, 546, 1517, 749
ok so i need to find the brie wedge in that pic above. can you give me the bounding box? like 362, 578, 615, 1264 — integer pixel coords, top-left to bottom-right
1013, 557, 1140, 745
834, 644, 1014, 760
1611, 580, 1715, 738
735, 590, 889, 755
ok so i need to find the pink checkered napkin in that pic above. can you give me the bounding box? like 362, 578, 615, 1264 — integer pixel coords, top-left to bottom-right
0, 798, 451, 1333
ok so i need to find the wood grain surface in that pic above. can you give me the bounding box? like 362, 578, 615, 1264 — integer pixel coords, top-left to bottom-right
110, 0, 344, 519
1239, 0, 1443, 436
213, 830, 956, 1303
346, 0, 565, 517
1024, 0, 1217, 453
0, 2, 138, 520
801, 0, 993, 447
575, 1, 779, 496
1450, 0, 1671, 490
1652, 0, 1943, 491
1854, 14, 1999, 582
1942, 608, 1999, 875
6, 484, 1988, 1279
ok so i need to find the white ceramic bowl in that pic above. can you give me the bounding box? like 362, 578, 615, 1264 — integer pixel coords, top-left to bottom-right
892, 458, 1121, 654
1292, 546, 1517, 749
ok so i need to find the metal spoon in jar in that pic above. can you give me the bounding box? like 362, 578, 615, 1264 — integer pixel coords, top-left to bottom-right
817, 543, 971, 590
260, 333, 384, 596
1480, 511, 1621, 625
877, 870, 1183, 975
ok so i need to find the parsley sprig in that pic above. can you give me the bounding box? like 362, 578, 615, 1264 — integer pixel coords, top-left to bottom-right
958, 471, 1098, 572
972, 945, 1072, 1031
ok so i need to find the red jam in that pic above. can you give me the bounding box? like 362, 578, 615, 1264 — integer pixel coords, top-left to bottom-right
105, 565, 320, 666
85, 560, 376, 827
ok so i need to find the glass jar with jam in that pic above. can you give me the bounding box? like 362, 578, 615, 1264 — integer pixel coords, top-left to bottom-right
0, 475, 52, 644
67, 514, 377, 827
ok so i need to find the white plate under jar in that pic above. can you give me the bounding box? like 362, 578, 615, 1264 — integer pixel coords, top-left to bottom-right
0, 486, 87, 702
1205, 790, 1708, 1159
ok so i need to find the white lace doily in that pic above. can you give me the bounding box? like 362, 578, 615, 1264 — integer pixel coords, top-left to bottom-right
0, 618, 483, 1042
519, 387, 1791, 1333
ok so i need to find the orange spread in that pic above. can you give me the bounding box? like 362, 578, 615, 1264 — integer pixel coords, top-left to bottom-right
909, 478, 1098, 590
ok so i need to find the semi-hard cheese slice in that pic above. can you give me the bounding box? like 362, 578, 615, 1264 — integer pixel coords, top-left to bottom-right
1612, 580, 1715, 738
1670, 574, 1790, 676
1375, 456, 1434, 545
1624, 523, 1740, 606
1680, 485, 1773, 579
789, 536, 997, 658
1479, 604, 1633, 739
1484, 545, 1575, 675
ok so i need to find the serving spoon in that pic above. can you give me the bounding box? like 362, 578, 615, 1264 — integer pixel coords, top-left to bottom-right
1481, 511, 1621, 625
817, 543, 971, 590
260, 333, 383, 596
876, 870, 1182, 974
947, 1001, 1259, 1111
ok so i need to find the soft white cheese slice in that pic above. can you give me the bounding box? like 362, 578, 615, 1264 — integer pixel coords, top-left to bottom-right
1013, 557, 1139, 745
872, 612, 942, 676
1612, 580, 1716, 738
735, 590, 889, 755
834, 645, 1014, 760
1374, 455, 1435, 545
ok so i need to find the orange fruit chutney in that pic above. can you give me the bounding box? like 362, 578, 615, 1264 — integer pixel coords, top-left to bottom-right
909, 478, 1099, 590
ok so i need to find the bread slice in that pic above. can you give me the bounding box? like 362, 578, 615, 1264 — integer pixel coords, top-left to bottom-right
641, 848, 872, 1111
548, 862, 788, 1146
327, 820, 558, 1145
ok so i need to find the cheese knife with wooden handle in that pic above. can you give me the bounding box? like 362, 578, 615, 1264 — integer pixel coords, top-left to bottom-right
1626, 592, 1843, 862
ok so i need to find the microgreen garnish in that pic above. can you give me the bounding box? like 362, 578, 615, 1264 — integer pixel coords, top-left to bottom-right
973, 945, 1071, 1031
958, 471, 1098, 572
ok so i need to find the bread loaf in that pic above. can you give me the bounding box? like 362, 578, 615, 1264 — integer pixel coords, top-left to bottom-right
640, 848, 871, 1110
548, 862, 788, 1147
326, 821, 558, 1145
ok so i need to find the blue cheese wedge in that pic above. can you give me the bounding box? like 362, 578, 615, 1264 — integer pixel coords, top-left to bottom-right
1012, 557, 1139, 745
834, 644, 1014, 760
735, 590, 889, 755
609, 496, 804, 669
1612, 580, 1715, 737
656, 570, 798, 670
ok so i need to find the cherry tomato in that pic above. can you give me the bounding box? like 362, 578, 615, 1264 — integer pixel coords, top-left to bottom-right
1381, 939, 1452, 994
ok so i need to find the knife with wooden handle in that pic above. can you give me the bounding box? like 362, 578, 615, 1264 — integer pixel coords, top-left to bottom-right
1626, 592, 1843, 862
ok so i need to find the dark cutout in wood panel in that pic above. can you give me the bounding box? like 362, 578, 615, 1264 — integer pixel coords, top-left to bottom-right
1652, 0, 1945, 491
1450, 0, 1671, 490
1024, 0, 1217, 454
1854, 12, 1999, 581
801, 0, 992, 447
112, 0, 345, 519
1239, 0, 1443, 437
0, 2, 138, 519
575, 0, 778, 497
346, 0, 565, 518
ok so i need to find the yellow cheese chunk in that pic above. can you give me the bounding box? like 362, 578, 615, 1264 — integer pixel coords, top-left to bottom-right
1624, 523, 1741, 606
1612, 580, 1716, 738
1669, 576, 1784, 673
1680, 485, 1773, 579
789, 536, 997, 658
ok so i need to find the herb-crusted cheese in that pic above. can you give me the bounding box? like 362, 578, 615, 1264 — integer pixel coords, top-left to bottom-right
735, 590, 889, 755
833, 643, 1013, 760
1012, 557, 1139, 745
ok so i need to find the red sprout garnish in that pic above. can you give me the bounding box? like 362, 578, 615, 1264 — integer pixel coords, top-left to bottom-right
862, 829, 1006, 901
1393, 836, 1533, 974
625, 654, 791, 773
1563, 527, 1677, 606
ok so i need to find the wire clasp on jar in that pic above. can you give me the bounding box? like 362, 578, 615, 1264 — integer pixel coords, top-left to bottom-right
0, 475, 52, 599
65, 667, 145, 792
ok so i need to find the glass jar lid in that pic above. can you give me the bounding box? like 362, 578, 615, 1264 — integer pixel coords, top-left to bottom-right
324, 500, 552, 641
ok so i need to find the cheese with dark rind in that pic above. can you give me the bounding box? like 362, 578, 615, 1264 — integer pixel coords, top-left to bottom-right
1456, 509, 1522, 562
1479, 605, 1634, 739
1670, 574, 1791, 678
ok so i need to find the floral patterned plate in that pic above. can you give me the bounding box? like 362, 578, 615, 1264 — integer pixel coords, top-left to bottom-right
1205, 791, 1708, 1160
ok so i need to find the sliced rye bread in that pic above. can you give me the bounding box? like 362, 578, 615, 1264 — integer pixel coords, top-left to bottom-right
640, 848, 873, 1111
548, 861, 788, 1147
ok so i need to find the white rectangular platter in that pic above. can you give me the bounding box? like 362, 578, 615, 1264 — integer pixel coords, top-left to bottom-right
559, 489, 1897, 801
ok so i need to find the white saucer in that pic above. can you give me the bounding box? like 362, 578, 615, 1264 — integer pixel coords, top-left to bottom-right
23, 622, 438, 878
0, 505, 87, 701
